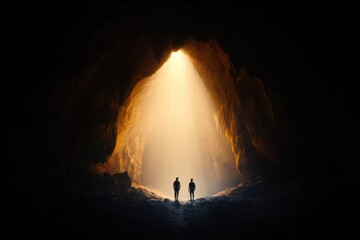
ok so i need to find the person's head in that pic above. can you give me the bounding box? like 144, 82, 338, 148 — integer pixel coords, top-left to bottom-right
176, 177, 178, 180
191, 178, 193, 182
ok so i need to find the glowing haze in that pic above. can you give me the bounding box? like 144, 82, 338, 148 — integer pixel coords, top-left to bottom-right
104, 50, 241, 199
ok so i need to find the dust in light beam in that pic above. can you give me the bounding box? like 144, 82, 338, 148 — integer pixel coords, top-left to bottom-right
138, 50, 240, 199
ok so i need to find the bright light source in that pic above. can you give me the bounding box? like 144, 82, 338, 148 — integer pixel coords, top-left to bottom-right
109, 50, 241, 200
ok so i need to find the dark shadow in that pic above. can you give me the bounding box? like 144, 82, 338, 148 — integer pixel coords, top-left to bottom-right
173, 200, 181, 208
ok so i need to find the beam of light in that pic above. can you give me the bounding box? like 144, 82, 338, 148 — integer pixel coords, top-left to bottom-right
107, 50, 241, 199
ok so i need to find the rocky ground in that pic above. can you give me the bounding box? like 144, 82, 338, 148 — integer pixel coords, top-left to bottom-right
4, 174, 357, 240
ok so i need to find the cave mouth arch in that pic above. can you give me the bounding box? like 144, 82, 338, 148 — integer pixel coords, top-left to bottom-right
89, 38, 282, 198
111, 49, 241, 199
91, 37, 285, 199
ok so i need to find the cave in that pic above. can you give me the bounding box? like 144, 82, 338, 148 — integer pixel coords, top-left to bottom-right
3, 1, 357, 239
89, 39, 286, 199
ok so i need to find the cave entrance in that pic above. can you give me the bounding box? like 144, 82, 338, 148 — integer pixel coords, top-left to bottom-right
103, 45, 242, 199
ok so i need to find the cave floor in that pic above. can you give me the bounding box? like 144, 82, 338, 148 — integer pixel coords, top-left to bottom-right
7, 177, 356, 240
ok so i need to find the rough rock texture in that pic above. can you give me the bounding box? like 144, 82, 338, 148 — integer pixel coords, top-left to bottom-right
7, 177, 354, 239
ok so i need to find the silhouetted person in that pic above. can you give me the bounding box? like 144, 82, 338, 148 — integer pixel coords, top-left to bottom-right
188, 178, 196, 201
173, 177, 181, 201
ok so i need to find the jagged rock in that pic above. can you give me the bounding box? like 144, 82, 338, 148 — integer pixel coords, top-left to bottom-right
101, 172, 115, 186
112, 171, 132, 189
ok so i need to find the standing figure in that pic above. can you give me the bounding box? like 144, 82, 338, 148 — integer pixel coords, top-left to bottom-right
188, 178, 196, 201
173, 177, 181, 201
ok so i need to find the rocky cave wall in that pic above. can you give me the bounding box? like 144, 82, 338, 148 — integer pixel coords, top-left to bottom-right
49, 3, 287, 182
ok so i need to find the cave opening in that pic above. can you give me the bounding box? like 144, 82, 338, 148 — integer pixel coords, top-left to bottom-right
89, 37, 285, 200
108, 49, 241, 199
